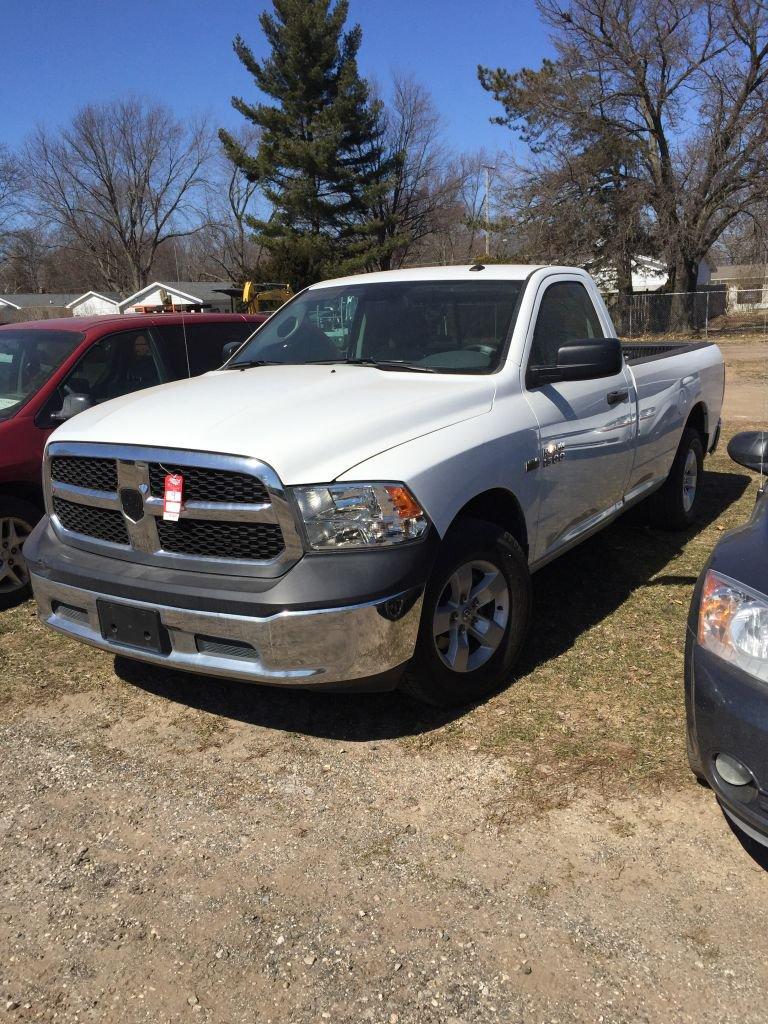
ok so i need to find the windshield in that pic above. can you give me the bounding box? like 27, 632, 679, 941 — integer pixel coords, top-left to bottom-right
0, 329, 83, 421
228, 280, 524, 373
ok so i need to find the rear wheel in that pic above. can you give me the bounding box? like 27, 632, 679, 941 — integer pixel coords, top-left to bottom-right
0, 497, 40, 610
402, 518, 531, 707
649, 428, 704, 530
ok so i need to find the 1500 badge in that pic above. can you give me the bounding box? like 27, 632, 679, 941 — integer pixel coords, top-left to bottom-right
525, 441, 566, 472
542, 441, 566, 467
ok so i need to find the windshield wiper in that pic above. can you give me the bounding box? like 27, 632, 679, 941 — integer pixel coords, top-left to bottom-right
341, 358, 439, 374
226, 359, 282, 370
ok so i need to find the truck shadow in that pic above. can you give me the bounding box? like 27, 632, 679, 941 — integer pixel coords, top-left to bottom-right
115, 467, 751, 741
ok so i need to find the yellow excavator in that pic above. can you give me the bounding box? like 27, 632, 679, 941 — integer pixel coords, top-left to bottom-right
242, 282, 293, 315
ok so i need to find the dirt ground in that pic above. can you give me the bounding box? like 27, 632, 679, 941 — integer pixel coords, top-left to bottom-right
719, 342, 768, 421
2, 345, 768, 1023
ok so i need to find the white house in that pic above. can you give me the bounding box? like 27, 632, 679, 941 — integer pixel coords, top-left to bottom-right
709, 265, 768, 311
119, 282, 206, 314
595, 257, 711, 294
66, 291, 120, 316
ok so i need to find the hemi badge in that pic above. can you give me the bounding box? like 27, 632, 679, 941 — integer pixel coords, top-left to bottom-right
525, 457, 540, 472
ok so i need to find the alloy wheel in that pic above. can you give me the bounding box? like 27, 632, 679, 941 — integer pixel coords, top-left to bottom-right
432, 559, 510, 673
0, 516, 32, 594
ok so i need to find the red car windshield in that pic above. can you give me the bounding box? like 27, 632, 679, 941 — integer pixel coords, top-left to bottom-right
0, 329, 83, 421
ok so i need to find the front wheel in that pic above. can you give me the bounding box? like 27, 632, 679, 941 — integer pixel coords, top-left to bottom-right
402, 518, 531, 707
0, 497, 40, 610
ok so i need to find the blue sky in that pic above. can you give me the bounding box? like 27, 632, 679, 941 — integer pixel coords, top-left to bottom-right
0, 0, 552, 156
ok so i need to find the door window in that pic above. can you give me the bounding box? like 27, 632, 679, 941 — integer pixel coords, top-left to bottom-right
40, 329, 169, 423
529, 281, 604, 369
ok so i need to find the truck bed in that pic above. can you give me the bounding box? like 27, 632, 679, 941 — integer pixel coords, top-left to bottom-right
621, 340, 715, 364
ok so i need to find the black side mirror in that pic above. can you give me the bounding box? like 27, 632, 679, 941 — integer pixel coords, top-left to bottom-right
222, 341, 241, 363
727, 431, 768, 473
51, 394, 92, 423
528, 337, 623, 386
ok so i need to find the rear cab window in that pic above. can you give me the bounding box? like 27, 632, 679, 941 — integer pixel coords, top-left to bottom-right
154, 322, 257, 375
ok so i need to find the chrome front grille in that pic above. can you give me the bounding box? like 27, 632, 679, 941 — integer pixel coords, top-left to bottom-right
52, 496, 130, 546
147, 463, 269, 504
46, 442, 303, 578
155, 517, 284, 560
50, 455, 118, 492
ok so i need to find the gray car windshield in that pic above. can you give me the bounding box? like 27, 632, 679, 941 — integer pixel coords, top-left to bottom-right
0, 329, 83, 421
228, 280, 524, 374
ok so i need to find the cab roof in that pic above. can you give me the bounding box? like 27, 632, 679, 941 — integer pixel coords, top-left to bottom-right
308, 264, 550, 290
0, 311, 263, 334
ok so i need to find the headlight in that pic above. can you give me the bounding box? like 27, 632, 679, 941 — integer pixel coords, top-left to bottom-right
698, 570, 768, 682
292, 482, 429, 549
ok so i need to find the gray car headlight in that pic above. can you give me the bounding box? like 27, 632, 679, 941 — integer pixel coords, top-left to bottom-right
698, 570, 768, 682
292, 483, 429, 550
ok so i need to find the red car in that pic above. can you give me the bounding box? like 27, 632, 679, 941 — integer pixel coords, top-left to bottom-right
0, 311, 264, 608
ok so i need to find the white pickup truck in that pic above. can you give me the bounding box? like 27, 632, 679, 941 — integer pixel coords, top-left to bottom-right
25, 265, 724, 706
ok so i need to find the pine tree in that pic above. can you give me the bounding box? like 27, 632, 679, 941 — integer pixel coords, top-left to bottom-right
220, 0, 397, 287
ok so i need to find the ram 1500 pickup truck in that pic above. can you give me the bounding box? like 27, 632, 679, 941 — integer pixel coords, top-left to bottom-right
24, 265, 725, 706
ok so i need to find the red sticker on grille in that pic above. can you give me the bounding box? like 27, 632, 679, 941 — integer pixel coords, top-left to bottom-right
163, 473, 184, 522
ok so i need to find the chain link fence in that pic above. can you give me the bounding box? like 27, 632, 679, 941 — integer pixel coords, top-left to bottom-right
605, 285, 768, 340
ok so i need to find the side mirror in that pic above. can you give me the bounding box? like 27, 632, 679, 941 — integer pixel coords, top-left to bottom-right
51, 393, 93, 423
727, 431, 768, 473
222, 341, 241, 363
528, 337, 623, 386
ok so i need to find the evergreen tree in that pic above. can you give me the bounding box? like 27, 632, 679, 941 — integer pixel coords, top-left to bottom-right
220, 0, 397, 287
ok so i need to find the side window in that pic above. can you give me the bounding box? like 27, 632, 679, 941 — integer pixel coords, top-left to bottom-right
48, 330, 168, 416
529, 282, 604, 368
146, 324, 191, 380
168, 322, 257, 376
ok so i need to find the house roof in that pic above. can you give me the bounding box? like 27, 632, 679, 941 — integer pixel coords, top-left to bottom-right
65, 290, 120, 308
119, 281, 206, 311
710, 264, 768, 282
0, 293, 79, 308
171, 281, 235, 304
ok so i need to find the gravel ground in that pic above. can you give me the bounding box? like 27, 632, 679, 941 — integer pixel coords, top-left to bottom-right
2, 656, 768, 1024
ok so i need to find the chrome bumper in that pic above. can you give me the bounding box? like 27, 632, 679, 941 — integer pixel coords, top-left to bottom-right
31, 573, 422, 688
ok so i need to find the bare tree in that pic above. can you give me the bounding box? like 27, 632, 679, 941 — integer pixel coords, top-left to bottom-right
416, 151, 504, 265
25, 98, 213, 293
368, 75, 462, 270
0, 144, 24, 266
192, 128, 269, 282
481, 0, 768, 295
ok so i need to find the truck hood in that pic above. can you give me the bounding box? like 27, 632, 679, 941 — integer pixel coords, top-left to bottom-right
50, 364, 495, 483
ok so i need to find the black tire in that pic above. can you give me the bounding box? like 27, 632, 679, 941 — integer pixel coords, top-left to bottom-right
401, 517, 531, 707
0, 496, 41, 610
649, 428, 704, 530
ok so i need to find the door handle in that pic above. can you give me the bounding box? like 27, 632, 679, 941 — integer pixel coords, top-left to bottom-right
607, 389, 629, 406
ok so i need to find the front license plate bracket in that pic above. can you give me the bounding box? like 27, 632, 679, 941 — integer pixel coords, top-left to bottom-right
97, 600, 169, 655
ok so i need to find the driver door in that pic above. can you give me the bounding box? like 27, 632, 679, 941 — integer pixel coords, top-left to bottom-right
523, 277, 636, 563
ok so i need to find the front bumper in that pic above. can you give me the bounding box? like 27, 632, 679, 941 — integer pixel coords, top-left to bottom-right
31, 572, 422, 688
26, 516, 434, 690
686, 627, 768, 845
